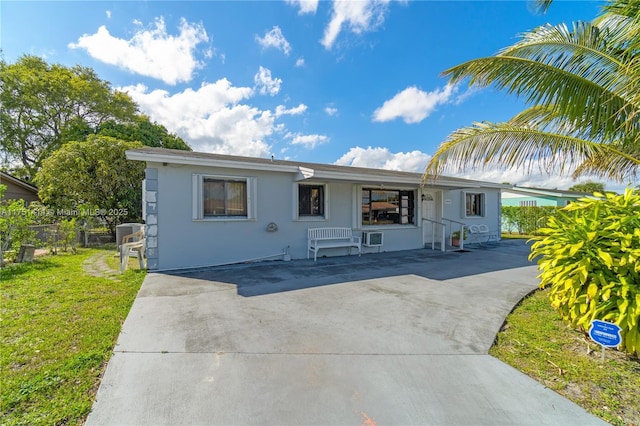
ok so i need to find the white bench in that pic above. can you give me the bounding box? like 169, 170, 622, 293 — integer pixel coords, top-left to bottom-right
307, 227, 362, 261
467, 224, 499, 245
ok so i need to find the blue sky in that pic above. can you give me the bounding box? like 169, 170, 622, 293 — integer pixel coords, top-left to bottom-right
5, 0, 629, 190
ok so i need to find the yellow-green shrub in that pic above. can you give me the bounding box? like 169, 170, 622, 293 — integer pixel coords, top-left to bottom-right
529, 189, 640, 357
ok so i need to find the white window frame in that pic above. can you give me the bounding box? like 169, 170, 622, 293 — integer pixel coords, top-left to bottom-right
462, 191, 486, 218
293, 182, 329, 221
192, 174, 256, 221
359, 186, 417, 228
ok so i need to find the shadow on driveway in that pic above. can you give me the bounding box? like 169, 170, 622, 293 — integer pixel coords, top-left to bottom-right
86, 238, 606, 426
162, 239, 535, 297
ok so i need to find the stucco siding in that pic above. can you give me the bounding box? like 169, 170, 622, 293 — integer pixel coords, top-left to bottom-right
149, 163, 446, 270
136, 150, 506, 271
442, 189, 502, 234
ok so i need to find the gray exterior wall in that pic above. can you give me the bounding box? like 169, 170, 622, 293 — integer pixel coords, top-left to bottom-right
441, 189, 502, 234
0, 175, 39, 204
147, 161, 502, 271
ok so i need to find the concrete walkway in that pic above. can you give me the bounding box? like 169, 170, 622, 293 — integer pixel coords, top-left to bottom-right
87, 241, 606, 425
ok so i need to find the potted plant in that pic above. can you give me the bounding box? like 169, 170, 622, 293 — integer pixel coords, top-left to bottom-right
451, 228, 467, 247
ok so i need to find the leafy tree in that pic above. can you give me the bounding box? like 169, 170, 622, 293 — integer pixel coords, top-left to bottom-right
96, 115, 191, 151
426, 0, 640, 184
569, 181, 606, 193
0, 55, 138, 177
35, 136, 145, 234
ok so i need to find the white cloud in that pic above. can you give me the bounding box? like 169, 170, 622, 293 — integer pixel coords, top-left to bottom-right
373, 85, 455, 124
295, 57, 305, 67
335, 146, 432, 172
324, 106, 338, 116
336, 147, 636, 191
254, 66, 282, 96
275, 104, 308, 117
69, 17, 209, 85
106, 10, 111, 19
286, 0, 319, 14
286, 132, 329, 149
322, 0, 392, 50
453, 85, 481, 105
120, 80, 303, 157
256, 26, 291, 55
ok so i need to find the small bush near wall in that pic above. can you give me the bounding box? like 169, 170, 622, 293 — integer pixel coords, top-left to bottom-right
1, 198, 40, 263
529, 189, 640, 357
502, 206, 560, 235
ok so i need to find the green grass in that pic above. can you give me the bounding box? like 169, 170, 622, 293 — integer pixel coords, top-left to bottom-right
0, 248, 145, 425
501, 232, 537, 239
491, 288, 640, 426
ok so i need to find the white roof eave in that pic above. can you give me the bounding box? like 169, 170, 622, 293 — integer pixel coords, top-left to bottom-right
126, 149, 507, 190
126, 150, 300, 174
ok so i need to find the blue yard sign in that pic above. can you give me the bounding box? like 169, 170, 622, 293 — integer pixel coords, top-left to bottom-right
589, 320, 622, 347
589, 320, 622, 362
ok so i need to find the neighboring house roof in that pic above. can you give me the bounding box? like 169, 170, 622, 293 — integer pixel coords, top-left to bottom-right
126, 147, 509, 190
0, 171, 39, 201
502, 185, 593, 199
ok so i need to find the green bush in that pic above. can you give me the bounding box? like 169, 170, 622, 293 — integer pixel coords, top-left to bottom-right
529, 189, 640, 357
0, 195, 39, 262
47, 219, 78, 254
502, 206, 560, 235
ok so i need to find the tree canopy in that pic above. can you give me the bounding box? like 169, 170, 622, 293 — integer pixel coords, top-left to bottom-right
568, 181, 606, 193
35, 136, 146, 232
0, 55, 137, 177
1, 55, 190, 179
425, 0, 640, 184
96, 116, 191, 151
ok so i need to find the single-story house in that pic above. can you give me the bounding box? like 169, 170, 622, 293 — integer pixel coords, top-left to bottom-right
501, 186, 592, 207
0, 171, 39, 204
126, 147, 508, 271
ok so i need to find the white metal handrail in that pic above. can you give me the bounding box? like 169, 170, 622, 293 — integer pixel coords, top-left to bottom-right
442, 217, 466, 250
422, 218, 446, 252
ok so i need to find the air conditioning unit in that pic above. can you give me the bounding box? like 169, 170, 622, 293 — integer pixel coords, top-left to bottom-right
116, 223, 144, 250
362, 231, 383, 247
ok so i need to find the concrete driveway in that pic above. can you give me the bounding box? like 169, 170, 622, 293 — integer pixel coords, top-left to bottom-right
87, 241, 606, 425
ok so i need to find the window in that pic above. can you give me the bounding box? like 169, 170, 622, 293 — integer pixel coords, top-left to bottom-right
298, 185, 325, 217
362, 188, 414, 225
203, 178, 247, 217
193, 174, 254, 220
464, 192, 485, 217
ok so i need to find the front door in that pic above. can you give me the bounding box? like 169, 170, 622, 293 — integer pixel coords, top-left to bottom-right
422, 191, 437, 244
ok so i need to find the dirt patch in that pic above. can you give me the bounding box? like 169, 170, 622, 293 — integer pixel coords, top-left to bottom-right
82, 252, 119, 280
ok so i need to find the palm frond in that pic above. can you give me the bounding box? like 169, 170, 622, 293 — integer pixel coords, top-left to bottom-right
530, 0, 553, 15
424, 121, 640, 182
572, 145, 640, 181
444, 55, 636, 142
430, 0, 640, 184
597, 1, 640, 123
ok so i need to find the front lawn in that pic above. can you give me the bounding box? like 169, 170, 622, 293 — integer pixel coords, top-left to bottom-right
491, 288, 640, 426
0, 248, 145, 425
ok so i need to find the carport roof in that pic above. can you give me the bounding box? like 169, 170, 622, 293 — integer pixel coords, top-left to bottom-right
127, 147, 508, 190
